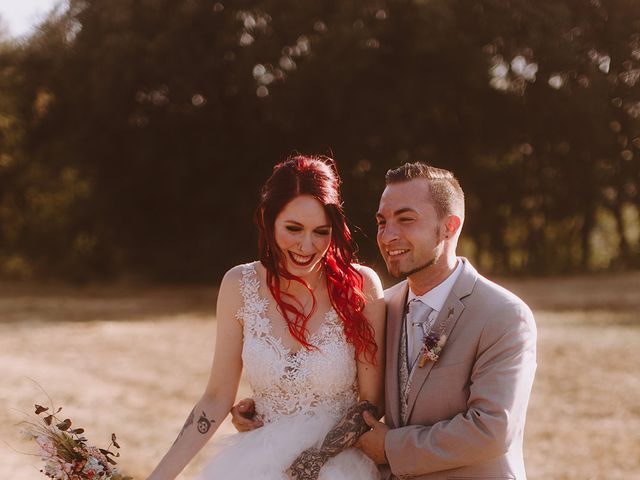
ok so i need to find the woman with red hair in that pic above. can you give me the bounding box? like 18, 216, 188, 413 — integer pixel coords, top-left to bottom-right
147, 155, 385, 480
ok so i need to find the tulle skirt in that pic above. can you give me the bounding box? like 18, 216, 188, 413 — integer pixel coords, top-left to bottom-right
198, 411, 380, 480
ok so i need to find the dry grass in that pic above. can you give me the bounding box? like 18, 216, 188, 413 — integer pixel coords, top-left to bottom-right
1, 272, 639, 479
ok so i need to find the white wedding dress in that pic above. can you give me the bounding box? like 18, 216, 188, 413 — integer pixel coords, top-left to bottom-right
198, 262, 380, 480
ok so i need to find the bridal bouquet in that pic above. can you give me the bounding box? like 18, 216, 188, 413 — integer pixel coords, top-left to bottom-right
21, 404, 132, 480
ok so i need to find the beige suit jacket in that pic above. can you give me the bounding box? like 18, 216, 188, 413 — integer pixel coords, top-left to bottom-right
380, 258, 537, 480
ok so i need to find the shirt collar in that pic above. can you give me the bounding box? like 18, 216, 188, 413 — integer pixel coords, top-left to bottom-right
407, 258, 463, 312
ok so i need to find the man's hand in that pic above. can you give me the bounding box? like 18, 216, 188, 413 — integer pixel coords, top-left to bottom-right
355, 410, 389, 465
230, 398, 263, 432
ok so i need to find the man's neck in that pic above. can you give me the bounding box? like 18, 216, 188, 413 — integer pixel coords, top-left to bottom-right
408, 255, 458, 296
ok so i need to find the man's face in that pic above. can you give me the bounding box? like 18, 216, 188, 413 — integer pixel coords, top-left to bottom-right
376, 179, 446, 279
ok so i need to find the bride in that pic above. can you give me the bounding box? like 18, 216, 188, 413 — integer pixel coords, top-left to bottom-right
146, 155, 385, 480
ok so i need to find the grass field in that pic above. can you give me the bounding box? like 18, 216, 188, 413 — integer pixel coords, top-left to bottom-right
1, 272, 639, 479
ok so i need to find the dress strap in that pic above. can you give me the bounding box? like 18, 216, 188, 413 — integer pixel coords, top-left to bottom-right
235, 262, 269, 330
238, 262, 259, 304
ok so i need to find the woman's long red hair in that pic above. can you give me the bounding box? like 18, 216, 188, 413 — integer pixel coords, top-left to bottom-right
254, 155, 377, 363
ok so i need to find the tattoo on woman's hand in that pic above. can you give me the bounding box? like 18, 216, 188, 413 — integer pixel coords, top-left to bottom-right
287, 448, 326, 480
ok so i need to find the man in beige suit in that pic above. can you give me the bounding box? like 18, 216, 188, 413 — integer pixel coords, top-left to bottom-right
356, 162, 537, 479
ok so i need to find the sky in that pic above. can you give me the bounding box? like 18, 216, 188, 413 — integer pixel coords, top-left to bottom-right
0, 0, 62, 38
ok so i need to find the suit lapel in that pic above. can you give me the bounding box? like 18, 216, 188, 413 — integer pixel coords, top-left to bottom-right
404, 259, 478, 420
385, 281, 408, 428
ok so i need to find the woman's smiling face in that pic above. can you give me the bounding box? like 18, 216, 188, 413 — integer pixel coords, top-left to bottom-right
274, 195, 332, 277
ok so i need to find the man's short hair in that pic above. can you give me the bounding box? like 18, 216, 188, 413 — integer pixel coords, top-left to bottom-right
385, 162, 465, 220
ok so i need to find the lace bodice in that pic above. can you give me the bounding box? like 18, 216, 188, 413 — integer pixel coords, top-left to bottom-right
236, 262, 358, 423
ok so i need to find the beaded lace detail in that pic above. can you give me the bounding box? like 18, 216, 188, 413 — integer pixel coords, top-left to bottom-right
237, 262, 357, 423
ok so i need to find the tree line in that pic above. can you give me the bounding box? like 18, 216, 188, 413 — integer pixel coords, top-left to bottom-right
0, 0, 638, 283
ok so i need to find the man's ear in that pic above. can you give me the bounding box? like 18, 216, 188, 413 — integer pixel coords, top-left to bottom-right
444, 215, 462, 238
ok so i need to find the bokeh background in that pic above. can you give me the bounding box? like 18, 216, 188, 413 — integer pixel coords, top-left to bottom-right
1, 0, 639, 479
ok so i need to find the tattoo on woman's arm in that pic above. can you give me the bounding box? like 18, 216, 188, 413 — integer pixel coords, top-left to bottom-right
319, 401, 377, 454
197, 411, 214, 434
173, 409, 215, 446
287, 401, 377, 480
173, 408, 195, 445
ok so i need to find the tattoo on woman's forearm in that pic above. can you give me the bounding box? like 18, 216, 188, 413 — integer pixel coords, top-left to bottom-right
173, 408, 195, 445
287, 401, 377, 480
173, 408, 215, 446
197, 411, 214, 434
320, 401, 377, 454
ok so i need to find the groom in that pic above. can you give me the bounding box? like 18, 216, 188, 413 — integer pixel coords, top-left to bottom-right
355, 162, 537, 479
232, 162, 537, 479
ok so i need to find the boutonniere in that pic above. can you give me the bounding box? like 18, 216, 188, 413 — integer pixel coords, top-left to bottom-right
417, 307, 454, 368
418, 332, 448, 367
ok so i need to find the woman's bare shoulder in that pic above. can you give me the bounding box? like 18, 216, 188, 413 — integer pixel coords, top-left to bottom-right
220, 261, 261, 284
353, 264, 384, 297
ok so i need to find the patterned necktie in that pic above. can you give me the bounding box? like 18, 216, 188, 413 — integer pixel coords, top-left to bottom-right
406, 299, 434, 368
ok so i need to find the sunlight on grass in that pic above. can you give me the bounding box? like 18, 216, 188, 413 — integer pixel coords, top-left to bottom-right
1, 274, 638, 479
